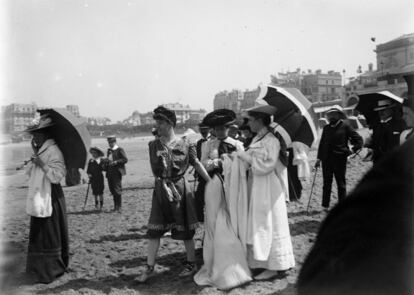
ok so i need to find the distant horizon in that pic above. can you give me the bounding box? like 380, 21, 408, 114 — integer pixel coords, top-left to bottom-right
2, 0, 413, 121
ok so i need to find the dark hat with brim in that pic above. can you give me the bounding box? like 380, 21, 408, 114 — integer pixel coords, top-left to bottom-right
89, 146, 104, 157
153, 106, 177, 127
246, 105, 278, 116
107, 135, 117, 141
374, 99, 397, 111
24, 115, 54, 133
326, 106, 345, 114
203, 109, 236, 127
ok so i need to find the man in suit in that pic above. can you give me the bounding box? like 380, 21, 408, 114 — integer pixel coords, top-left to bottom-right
106, 135, 128, 212
315, 107, 363, 210
368, 98, 407, 163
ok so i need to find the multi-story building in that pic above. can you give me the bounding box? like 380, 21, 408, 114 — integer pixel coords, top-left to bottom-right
122, 103, 206, 126
271, 68, 303, 88
214, 88, 258, 114
122, 111, 141, 126
302, 70, 343, 103
344, 33, 414, 107
161, 103, 206, 124
66, 105, 80, 117
240, 87, 260, 110
1, 103, 38, 133
87, 117, 112, 126
213, 91, 230, 110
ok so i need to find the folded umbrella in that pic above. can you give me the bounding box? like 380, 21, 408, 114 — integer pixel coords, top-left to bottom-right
38, 108, 91, 170
256, 85, 318, 148
356, 91, 404, 127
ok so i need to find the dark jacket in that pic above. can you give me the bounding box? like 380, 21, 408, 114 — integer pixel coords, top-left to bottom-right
317, 120, 363, 161
369, 118, 407, 163
106, 147, 128, 176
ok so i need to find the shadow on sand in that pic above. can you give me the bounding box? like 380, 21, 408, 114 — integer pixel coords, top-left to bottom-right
290, 220, 321, 236
288, 210, 321, 218
89, 233, 148, 244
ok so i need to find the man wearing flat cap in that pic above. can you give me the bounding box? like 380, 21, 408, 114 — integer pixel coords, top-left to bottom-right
106, 135, 128, 212
316, 106, 363, 211
367, 98, 407, 163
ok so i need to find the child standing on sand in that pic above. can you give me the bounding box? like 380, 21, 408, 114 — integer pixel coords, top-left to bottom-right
87, 147, 105, 210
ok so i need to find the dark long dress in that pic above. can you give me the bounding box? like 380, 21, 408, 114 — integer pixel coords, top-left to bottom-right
86, 159, 104, 195
26, 183, 69, 283
147, 138, 199, 240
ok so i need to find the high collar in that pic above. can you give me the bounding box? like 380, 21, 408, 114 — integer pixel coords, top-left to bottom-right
257, 126, 269, 138
38, 138, 56, 154
110, 144, 119, 151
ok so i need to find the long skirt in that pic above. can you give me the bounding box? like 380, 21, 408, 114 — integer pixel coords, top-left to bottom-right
194, 175, 252, 290
26, 184, 69, 283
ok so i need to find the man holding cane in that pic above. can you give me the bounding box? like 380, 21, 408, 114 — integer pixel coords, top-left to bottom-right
315, 107, 363, 211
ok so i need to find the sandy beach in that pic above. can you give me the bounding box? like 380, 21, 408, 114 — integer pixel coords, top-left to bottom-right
0, 137, 372, 295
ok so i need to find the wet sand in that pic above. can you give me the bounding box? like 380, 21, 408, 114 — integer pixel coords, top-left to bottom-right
0, 138, 372, 295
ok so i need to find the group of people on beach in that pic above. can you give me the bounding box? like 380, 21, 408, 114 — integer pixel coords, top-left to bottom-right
22, 92, 414, 293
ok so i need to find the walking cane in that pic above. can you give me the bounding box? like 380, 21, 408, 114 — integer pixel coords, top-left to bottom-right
83, 183, 91, 211
306, 166, 319, 214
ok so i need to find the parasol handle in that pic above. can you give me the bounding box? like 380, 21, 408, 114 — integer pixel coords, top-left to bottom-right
16, 158, 33, 170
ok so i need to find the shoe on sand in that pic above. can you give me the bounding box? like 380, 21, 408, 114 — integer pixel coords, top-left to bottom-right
178, 262, 197, 277
135, 265, 155, 283
254, 270, 278, 281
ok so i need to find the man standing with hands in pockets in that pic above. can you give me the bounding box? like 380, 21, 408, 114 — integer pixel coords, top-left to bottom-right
106, 135, 128, 213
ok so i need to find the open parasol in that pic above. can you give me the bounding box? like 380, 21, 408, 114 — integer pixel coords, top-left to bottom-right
38, 108, 91, 170
256, 85, 318, 148
356, 91, 404, 127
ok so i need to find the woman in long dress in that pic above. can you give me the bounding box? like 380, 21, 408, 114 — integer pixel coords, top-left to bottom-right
238, 105, 295, 280
136, 106, 210, 283
25, 115, 69, 283
194, 109, 251, 290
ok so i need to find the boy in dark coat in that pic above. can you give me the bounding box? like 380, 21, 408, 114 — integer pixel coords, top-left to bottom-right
87, 147, 105, 210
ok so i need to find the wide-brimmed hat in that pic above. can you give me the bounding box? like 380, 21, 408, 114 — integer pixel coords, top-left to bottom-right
24, 114, 54, 133
89, 146, 104, 157
153, 106, 177, 127
246, 105, 278, 116
203, 109, 236, 127
374, 99, 397, 111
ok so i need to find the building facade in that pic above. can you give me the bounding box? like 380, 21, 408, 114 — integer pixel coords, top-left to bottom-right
302, 70, 343, 103
122, 103, 206, 126
66, 105, 80, 117
1, 103, 37, 133
214, 88, 259, 113
344, 33, 414, 107
87, 117, 112, 126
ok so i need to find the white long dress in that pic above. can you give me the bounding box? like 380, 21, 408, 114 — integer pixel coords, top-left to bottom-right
239, 127, 295, 271
194, 154, 252, 290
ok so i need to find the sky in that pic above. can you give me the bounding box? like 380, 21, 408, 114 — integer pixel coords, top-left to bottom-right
1, 0, 413, 122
